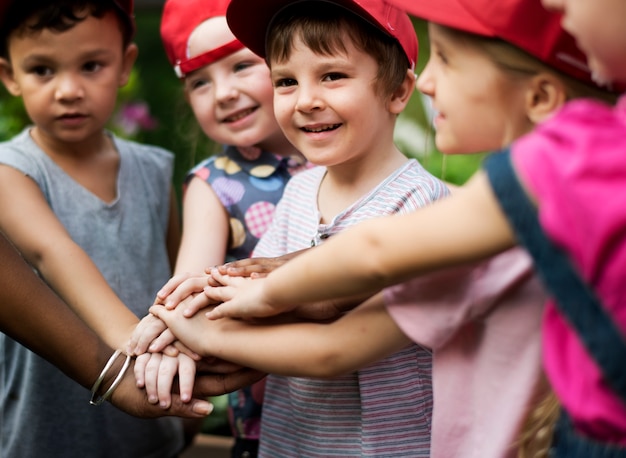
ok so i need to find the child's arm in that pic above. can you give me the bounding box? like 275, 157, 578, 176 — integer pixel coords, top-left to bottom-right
154, 177, 229, 308
150, 292, 411, 378
205, 171, 517, 320
0, 166, 139, 347
165, 187, 182, 270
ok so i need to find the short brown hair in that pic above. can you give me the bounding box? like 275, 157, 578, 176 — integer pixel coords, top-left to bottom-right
266, 2, 410, 97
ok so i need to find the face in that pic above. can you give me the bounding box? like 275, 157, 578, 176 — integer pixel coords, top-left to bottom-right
184, 17, 289, 153
417, 23, 533, 155
0, 11, 136, 147
270, 33, 399, 169
541, 0, 626, 84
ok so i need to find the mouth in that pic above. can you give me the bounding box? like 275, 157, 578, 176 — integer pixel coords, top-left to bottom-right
301, 123, 342, 133
58, 113, 86, 120
222, 107, 257, 123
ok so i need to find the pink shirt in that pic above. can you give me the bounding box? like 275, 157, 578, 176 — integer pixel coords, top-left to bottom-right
385, 248, 547, 458
511, 95, 626, 444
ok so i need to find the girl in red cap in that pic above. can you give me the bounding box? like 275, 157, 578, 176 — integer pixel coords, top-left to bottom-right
140, 1, 309, 456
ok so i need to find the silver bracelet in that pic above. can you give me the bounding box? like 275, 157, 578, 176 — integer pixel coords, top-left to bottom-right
89, 349, 132, 406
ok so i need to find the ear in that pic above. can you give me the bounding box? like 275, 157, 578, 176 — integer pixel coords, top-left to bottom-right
118, 43, 139, 87
388, 69, 417, 115
524, 73, 567, 124
0, 57, 21, 96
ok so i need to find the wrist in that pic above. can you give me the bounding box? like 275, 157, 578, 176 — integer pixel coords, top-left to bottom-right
89, 350, 133, 406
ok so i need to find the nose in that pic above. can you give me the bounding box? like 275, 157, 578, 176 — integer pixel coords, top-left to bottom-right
215, 76, 239, 104
294, 82, 323, 113
416, 60, 434, 97
54, 72, 84, 102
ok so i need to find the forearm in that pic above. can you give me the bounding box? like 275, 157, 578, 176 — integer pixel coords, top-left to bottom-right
37, 240, 139, 347
172, 296, 409, 377
0, 233, 113, 387
261, 172, 516, 306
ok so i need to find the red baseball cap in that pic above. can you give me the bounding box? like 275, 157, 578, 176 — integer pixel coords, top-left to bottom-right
161, 0, 245, 78
226, 0, 418, 70
386, 0, 595, 86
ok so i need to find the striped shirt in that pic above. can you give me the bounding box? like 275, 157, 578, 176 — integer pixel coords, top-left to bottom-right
253, 160, 449, 457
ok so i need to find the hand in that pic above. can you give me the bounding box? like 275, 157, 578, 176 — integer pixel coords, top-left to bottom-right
127, 313, 174, 356
127, 313, 200, 362
212, 249, 308, 280
109, 360, 213, 418
154, 271, 215, 310
203, 269, 295, 320
134, 351, 197, 408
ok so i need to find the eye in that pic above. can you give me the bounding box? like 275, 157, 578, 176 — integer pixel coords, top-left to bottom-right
432, 45, 449, 65
274, 77, 297, 88
29, 65, 53, 77
187, 77, 210, 91
322, 72, 346, 82
83, 61, 102, 73
233, 61, 254, 73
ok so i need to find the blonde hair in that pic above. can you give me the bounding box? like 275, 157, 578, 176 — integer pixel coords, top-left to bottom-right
439, 25, 618, 105
516, 387, 561, 457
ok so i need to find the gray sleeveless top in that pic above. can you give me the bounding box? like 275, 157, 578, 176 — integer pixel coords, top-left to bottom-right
0, 129, 184, 458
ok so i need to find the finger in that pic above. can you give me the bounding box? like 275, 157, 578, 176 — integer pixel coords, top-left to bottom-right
176, 354, 197, 403
182, 293, 214, 317
201, 284, 236, 305
144, 353, 162, 404
206, 276, 222, 287
151, 329, 178, 354
155, 272, 194, 303
162, 276, 210, 309
204, 299, 255, 320
133, 352, 150, 388
110, 370, 214, 419
167, 396, 213, 418
130, 315, 168, 355
174, 340, 201, 361
156, 354, 178, 409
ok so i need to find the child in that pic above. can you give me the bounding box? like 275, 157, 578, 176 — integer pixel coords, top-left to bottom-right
166, 0, 626, 455
146, 0, 616, 456
142, 0, 450, 455
0, 1, 190, 456
157, 0, 307, 455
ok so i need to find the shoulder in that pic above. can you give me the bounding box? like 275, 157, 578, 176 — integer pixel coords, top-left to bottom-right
112, 135, 174, 166
0, 129, 45, 175
388, 159, 450, 199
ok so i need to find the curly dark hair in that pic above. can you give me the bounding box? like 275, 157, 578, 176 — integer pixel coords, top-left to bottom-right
0, 0, 134, 59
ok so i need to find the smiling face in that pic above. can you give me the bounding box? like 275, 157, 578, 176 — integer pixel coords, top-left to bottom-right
184, 17, 291, 154
417, 23, 534, 155
542, 0, 626, 85
269, 32, 401, 169
0, 10, 136, 148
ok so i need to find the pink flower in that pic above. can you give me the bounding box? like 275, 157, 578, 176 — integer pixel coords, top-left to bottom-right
113, 101, 158, 136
